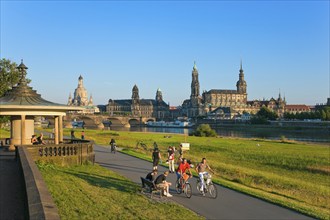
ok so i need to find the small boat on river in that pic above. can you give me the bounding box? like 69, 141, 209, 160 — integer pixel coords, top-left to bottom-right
146, 120, 194, 128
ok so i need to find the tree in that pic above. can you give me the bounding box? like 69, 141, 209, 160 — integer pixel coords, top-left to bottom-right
0, 58, 31, 126
0, 59, 19, 96
0, 58, 31, 96
190, 124, 217, 137
257, 106, 278, 120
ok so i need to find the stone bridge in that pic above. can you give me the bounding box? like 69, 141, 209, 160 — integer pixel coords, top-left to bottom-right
63, 114, 155, 129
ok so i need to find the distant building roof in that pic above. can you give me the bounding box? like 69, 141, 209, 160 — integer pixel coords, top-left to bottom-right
285, 105, 311, 110
206, 89, 238, 94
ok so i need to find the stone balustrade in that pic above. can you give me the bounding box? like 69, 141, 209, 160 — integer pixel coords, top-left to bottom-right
26, 139, 95, 166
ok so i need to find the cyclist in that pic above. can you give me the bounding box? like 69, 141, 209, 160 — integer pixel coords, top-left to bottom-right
195, 158, 214, 196
109, 138, 116, 153
176, 158, 192, 186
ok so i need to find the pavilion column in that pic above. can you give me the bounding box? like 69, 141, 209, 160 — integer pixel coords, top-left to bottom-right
21, 115, 26, 145
54, 116, 59, 145
59, 115, 63, 143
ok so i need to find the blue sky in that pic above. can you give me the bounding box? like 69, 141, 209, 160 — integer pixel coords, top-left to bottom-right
1, 1, 329, 106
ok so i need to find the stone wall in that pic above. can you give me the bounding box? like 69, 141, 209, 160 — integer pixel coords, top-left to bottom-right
26, 140, 95, 166
17, 146, 60, 220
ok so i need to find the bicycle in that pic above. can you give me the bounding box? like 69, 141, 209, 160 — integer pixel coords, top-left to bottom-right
110, 143, 117, 154
175, 175, 192, 198
135, 141, 148, 151
196, 174, 217, 199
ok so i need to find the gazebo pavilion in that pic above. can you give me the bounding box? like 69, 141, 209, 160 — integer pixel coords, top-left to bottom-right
0, 60, 82, 150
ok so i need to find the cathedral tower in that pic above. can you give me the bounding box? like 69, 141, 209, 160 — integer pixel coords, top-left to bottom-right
131, 85, 141, 116
191, 61, 200, 100
236, 61, 247, 94
156, 88, 163, 103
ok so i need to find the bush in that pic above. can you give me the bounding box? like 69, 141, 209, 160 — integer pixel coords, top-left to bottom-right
191, 124, 217, 137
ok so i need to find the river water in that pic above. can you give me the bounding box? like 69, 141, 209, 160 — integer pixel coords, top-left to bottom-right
108, 126, 330, 144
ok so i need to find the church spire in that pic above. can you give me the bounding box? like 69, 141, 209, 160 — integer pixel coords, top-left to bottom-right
193, 61, 197, 71
191, 61, 200, 99
236, 60, 247, 94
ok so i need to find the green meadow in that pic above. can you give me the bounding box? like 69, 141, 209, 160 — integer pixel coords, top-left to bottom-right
37, 162, 203, 220
1, 128, 329, 219
63, 128, 329, 219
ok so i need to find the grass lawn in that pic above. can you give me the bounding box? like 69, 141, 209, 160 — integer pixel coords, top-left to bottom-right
1, 127, 329, 219
37, 162, 203, 220
58, 128, 329, 220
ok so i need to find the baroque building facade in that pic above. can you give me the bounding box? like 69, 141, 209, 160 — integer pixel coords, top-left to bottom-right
182, 62, 286, 118
67, 75, 99, 114
106, 85, 170, 120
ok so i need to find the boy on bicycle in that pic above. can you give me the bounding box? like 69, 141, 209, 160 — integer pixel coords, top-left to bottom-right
176, 158, 192, 185
195, 158, 214, 195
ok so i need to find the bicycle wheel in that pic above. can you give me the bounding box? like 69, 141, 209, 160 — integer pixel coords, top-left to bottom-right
208, 183, 217, 199
196, 180, 203, 195
184, 183, 192, 198
175, 179, 182, 194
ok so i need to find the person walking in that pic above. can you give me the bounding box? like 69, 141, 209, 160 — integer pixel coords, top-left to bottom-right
195, 158, 215, 196
154, 171, 172, 197
70, 130, 75, 140
152, 147, 161, 170
167, 146, 175, 173
81, 130, 85, 140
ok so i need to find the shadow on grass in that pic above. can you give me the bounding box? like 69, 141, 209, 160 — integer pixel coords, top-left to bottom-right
61, 170, 137, 193
97, 162, 151, 174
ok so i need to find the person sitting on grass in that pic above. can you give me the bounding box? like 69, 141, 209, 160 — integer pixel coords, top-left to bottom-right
154, 171, 172, 197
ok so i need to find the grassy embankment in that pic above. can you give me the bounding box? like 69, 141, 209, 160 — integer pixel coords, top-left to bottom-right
0, 128, 202, 220
59, 128, 329, 220
37, 162, 203, 220
1, 128, 329, 219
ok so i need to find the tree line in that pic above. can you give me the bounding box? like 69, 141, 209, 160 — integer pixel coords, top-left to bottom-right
251, 106, 330, 124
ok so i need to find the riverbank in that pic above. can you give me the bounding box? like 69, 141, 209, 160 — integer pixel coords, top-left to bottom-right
1, 128, 329, 219
195, 119, 330, 143
58, 128, 328, 219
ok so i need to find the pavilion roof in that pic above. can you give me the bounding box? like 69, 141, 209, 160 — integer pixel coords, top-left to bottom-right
0, 61, 81, 113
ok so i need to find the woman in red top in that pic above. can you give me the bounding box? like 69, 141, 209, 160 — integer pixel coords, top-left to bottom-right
176, 158, 192, 182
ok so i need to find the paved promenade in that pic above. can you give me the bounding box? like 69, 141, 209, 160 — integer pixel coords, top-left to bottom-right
94, 145, 313, 220
0, 148, 28, 220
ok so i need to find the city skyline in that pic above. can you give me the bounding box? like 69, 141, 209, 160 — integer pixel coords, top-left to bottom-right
1, 1, 329, 106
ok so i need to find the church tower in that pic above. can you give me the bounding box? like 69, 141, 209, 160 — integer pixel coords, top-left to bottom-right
131, 84, 141, 116
156, 88, 163, 103
73, 75, 89, 106
236, 61, 247, 94
67, 93, 72, 105
191, 61, 200, 100
131, 84, 140, 103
